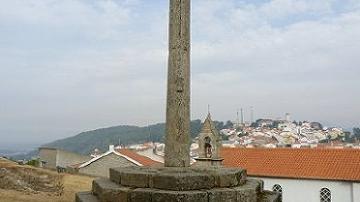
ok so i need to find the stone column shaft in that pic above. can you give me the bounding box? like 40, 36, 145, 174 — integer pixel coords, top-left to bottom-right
164, 0, 191, 167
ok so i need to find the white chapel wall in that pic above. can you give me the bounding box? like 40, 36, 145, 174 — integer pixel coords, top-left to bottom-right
254, 177, 354, 202
352, 183, 360, 202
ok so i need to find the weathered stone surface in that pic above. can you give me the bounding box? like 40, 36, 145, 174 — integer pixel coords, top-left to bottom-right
164, 0, 191, 168
234, 188, 257, 202
110, 167, 153, 187
92, 178, 132, 202
120, 172, 150, 188
152, 189, 207, 202
77, 169, 274, 202
76, 191, 99, 202
109, 167, 122, 184
190, 167, 246, 188
232, 179, 261, 202
152, 171, 215, 191
129, 188, 153, 202
212, 168, 247, 187
207, 188, 237, 202
193, 157, 224, 167
109, 166, 247, 191
244, 179, 263, 193
259, 190, 281, 202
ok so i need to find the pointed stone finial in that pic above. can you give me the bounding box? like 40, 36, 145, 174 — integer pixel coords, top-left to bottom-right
202, 113, 213, 133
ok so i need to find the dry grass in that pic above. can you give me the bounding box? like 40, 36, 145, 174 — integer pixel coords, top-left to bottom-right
0, 158, 94, 202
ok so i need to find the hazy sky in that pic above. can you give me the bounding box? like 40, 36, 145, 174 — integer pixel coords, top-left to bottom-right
0, 0, 359, 147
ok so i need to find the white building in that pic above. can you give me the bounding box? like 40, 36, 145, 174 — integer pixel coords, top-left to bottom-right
68, 145, 161, 177
221, 148, 360, 202
258, 177, 360, 202
38, 147, 91, 170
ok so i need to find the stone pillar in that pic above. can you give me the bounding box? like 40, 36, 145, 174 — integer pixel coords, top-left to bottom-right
164, 0, 191, 167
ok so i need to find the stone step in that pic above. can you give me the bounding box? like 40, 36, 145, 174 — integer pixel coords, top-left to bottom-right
75, 191, 99, 202
109, 166, 247, 191
258, 190, 281, 202
232, 179, 262, 202
92, 178, 132, 202
130, 179, 263, 202
79, 168, 279, 202
243, 179, 263, 192
91, 177, 268, 202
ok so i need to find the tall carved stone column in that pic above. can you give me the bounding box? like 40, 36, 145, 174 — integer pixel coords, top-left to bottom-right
76, 1, 280, 201
164, 0, 191, 167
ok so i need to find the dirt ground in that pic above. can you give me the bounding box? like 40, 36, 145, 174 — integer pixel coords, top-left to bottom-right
0, 158, 94, 202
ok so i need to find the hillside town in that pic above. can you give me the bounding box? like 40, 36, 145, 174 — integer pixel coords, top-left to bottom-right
30, 113, 360, 202
219, 114, 359, 149
1, 113, 359, 202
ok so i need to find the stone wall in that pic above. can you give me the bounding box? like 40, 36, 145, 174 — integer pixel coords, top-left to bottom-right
56, 149, 91, 168
38, 148, 57, 169
79, 153, 137, 178
39, 147, 91, 170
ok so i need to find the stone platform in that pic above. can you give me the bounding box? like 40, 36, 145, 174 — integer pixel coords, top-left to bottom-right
193, 157, 224, 167
76, 166, 280, 202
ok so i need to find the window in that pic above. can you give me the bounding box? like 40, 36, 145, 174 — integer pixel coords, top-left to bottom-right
272, 184, 283, 200
320, 188, 331, 202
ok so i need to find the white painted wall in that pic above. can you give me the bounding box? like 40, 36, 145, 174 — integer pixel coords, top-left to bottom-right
253, 177, 360, 202
352, 183, 360, 202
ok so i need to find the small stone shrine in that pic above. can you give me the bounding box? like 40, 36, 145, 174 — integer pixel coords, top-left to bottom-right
75, 0, 280, 201
194, 113, 224, 167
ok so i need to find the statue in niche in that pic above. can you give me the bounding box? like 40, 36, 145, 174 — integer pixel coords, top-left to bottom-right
204, 136, 212, 158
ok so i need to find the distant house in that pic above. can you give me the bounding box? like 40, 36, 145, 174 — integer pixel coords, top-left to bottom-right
38, 147, 91, 171
256, 119, 274, 128
221, 148, 360, 202
68, 145, 161, 177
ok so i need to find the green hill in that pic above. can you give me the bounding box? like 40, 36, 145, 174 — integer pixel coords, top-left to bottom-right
9, 119, 232, 160
43, 120, 205, 155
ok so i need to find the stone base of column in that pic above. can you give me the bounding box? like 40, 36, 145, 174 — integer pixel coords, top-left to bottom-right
193, 157, 224, 167
75, 166, 280, 202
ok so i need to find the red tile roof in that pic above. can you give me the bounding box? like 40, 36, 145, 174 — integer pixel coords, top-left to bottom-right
221, 148, 360, 182
117, 149, 162, 167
